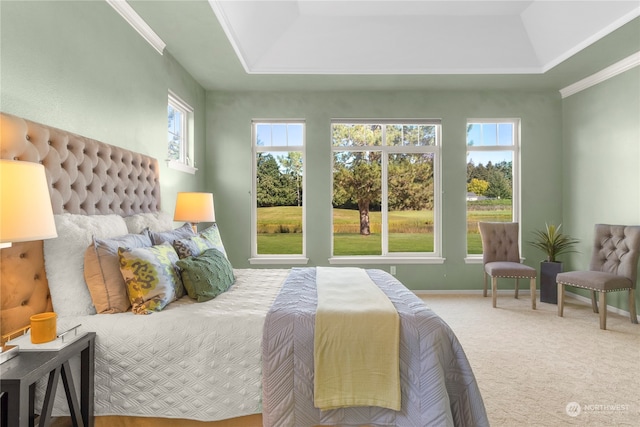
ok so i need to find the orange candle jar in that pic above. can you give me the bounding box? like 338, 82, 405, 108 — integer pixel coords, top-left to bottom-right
30, 312, 57, 344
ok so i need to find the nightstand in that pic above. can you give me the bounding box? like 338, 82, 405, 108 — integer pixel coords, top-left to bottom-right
0, 332, 95, 427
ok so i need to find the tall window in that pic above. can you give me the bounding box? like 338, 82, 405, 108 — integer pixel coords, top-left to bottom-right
331, 120, 441, 259
466, 119, 520, 255
167, 91, 195, 173
251, 121, 305, 261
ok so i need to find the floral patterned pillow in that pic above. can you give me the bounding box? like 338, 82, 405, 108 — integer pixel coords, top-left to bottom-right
118, 242, 184, 314
173, 224, 228, 259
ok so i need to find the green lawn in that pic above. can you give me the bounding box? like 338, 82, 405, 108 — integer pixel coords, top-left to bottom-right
255, 206, 511, 255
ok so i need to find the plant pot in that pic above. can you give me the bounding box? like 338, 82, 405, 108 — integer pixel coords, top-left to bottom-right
540, 261, 563, 304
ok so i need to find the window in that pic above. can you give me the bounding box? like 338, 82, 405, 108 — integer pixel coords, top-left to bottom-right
331, 120, 442, 263
466, 119, 520, 256
251, 120, 307, 264
167, 91, 196, 174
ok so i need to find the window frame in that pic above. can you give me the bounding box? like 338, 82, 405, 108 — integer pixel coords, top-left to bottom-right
250, 119, 308, 265
167, 90, 197, 174
464, 118, 521, 263
329, 119, 444, 265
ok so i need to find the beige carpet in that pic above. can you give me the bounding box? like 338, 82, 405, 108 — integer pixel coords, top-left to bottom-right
420, 293, 640, 427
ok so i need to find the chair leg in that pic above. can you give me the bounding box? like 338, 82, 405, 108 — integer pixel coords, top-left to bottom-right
629, 289, 638, 324
483, 271, 488, 297
557, 283, 564, 317
591, 290, 599, 313
492, 277, 498, 308
599, 291, 607, 330
530, 278, 536, 310
514, 278, 519, 299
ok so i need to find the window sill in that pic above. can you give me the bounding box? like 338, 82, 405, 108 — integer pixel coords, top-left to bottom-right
329, 256, 445, 265
167, 159, 197, 175
249, 256, 309, 265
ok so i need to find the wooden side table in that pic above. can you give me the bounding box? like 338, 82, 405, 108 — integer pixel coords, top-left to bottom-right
0, 332, 95, 427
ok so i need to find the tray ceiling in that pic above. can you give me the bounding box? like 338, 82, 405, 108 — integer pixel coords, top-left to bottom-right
208, 0, 640, 74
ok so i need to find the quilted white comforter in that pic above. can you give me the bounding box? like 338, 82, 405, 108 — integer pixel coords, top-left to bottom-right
48, 268, 289, 421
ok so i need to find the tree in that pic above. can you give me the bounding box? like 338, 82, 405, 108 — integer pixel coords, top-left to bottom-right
278, 152, 303, 207
388, 154, 434, 211
467, 178, 489, 196
486, 170, 511, 199
256, 153, 297, 207
333, 151, 381, 235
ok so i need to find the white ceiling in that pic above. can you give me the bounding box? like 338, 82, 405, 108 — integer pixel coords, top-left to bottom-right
208, 0, 640, 75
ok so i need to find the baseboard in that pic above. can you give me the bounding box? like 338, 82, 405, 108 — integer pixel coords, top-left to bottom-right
412, 289, 640, 322
566, 291, 640, 322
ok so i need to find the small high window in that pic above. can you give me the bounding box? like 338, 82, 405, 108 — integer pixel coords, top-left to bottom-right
167, 91, 196, 174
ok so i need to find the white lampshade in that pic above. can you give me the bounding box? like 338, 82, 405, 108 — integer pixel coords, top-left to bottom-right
0, 160, 58, 247
174, 192, 215, 230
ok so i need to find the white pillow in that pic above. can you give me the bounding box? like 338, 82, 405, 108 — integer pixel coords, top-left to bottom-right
44, 213, 128, 317
123, 211, 173, 234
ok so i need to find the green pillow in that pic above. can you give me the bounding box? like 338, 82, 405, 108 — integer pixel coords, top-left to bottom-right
176, 248, 235, 302
118, 242, 183, 314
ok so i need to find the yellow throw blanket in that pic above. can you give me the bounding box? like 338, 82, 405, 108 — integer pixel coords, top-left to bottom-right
314, 267, 400, 411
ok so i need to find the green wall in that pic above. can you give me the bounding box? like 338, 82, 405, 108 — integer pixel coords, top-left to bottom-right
206, 90, 563, 291
562, 68, 640, 311
0, 0, 206, 213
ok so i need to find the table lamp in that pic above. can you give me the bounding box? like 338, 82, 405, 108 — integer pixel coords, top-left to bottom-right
0, 159, 58, 363
173, 192, 215, 233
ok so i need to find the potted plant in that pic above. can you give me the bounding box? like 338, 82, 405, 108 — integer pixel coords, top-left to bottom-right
529, 223, 579, 304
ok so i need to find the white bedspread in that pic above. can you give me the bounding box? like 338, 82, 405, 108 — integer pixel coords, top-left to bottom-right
46, 269, 289, 421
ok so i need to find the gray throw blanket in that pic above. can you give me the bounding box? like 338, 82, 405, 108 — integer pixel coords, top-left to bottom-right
262, 267, 489, 427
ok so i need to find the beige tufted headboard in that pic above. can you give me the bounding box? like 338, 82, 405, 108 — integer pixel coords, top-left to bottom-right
0, 112, 161, 337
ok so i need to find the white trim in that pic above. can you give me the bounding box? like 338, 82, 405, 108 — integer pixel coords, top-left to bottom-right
413, 289, 534, 296
168, 90, 194, 113
466, 118, 521, 255
330, 121, 442, 258
105, 0, 166, 55
560, 51, 640, 98
565, 291, 640, 323
329, 256, 446, 265
251, 120, 306, 259
249, 256, 309, 265
208, 0, 252, 73
412, 290, 639, 321
464, 256, 483, 264
166, 160, 197, 175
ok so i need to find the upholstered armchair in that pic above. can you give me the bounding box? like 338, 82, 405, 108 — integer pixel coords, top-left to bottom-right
478, 222, 537, 309
557, 224, 640, 330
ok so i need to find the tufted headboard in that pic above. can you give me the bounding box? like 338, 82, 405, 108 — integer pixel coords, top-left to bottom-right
0, 112, 161, 337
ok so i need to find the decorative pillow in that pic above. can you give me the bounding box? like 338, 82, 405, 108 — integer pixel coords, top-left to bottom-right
84, 233, 152, 314
123, 212, 173, 234
43, 213, 128, 317
176, 248, 235, 302
173, 234, 216, 259
147, 222, 195, 245
199, 224, 228, 258
118, 243, 184, 314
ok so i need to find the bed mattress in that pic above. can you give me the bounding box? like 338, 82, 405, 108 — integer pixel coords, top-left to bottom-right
47, 269, 289, 421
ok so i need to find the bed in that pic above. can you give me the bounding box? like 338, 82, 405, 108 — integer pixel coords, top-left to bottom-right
0, 112, 488, 427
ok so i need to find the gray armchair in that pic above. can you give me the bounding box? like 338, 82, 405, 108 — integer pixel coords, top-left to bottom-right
478, 222, 537, 309
557, 224, 640, 330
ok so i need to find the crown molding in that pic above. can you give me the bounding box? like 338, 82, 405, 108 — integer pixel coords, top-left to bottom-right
106, 0, 166, 55
560, 51, 640, 98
